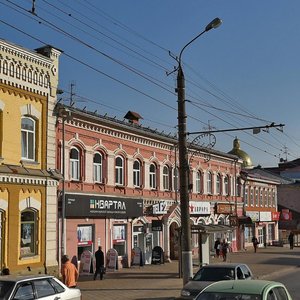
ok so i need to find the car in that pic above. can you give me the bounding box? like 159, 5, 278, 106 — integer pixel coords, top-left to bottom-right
180, 263, 254, 299
195, 279, 292, 300
0, 274, 81, 300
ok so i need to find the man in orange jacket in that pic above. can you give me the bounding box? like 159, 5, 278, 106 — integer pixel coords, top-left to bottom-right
61, 255, 79, 288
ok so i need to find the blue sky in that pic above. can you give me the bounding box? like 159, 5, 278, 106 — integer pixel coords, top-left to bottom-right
1, 0, 300, 167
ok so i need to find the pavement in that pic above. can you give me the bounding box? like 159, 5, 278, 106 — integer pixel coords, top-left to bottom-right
77, 245, 300, 300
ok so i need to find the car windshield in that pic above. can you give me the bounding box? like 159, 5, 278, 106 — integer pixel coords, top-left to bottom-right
193, 268, 235, 281
196, 292, 262, 300
0, 281, 15, 300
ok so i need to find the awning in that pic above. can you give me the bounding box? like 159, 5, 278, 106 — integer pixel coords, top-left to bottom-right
191, 224, 233, 234
238, 216, 253, 225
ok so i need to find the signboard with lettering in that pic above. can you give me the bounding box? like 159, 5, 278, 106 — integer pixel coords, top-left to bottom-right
106, 248, 118, 271
151, 246, 164, 264
246, 211, 259, 222
216, 203, 234, 214
152, 220, 163, 231
272, 211, 280, 221
152, 201, 168, 215
189, 201, 210, 215
65, 194, 143, 218
259, 211, 272, 222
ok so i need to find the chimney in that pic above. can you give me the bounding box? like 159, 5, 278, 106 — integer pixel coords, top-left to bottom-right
124, 111, 143, 125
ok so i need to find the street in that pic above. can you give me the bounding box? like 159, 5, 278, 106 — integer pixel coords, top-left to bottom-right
77, 246, 300, 300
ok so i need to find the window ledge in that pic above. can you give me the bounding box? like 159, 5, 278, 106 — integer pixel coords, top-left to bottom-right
20, 159, 40, 166
20, 255, 39, 260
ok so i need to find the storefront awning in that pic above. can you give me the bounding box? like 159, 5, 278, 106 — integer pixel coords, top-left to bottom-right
191, 224, 233, 234
238, 216, 253, 225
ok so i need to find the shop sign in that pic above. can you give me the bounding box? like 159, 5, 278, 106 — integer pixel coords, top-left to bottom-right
131, 247, 143, 266
216, 203, 234, 214
133, 225, 144, 233
259, 211, 272, 222
189, 201, 210, 215
152, 220, 163, 231
272, 212, 280, 221
281, 209, 292, 221
246, 211, 259, 222
153, 201, 168, 215
65, 194, 143, 218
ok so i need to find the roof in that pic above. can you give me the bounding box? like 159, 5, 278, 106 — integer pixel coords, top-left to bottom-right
201, 279, 284, 294
0, 274, 53, 282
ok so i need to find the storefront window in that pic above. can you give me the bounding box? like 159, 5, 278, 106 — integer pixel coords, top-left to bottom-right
113, 225, 126, 256
20, 209, 37, 257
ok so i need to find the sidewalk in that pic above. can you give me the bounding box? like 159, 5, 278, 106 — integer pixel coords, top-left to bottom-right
77, 246, 300, 300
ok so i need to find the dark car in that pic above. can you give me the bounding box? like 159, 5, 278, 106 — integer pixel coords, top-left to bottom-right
180, 263, 254, 299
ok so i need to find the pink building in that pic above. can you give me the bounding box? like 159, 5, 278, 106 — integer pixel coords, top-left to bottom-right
55, 104, 246, 268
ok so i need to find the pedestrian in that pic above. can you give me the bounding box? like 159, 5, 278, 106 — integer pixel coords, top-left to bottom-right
1, 267, 10, 275
61, 254, 79, 288
288, 232, 294, 250
94, 246, 105, 280
252, 236, 259, 253
221, 239, 229, 262
214, 238, 221, 258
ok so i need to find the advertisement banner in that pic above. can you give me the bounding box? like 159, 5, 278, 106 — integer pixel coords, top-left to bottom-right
79, 250, 92, 274
65, 194, 143, 218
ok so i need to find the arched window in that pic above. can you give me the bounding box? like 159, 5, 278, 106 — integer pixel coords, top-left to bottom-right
149, 163, 156, 189
224, 175, 229, 195
173, 167, 179, 192
9, 62, 14, 76
250, 188, 254, 206
21, 117, 36, 160
16, 65, 21, 78
216, 174, 221, 195
255, 188, 259, 206
22, 67, 27, 80
44, 75, 49, 87
3, 61, 8, 75
70, 147, 80, 180
196, 171, 202, 193
207, 171, 212, 194
93, 152, 102, 183
244, 186, 248, 206
115, 156, 124, 185
20, 209, 38, 257
39, 74, 43, 86
28, 69, 32, 82
163, 165, 170, 190
133, 160, 141, 187
33, 71, 38, 84
260, 188, 263, 206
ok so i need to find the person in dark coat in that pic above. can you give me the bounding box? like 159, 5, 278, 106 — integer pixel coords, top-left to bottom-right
214, 238, 221, 258
93, 246, 105, 280
252, 236, 259, 253
288, 232, 294, 250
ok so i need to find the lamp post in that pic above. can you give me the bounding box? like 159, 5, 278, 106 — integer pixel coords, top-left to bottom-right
177, 17, 222, 284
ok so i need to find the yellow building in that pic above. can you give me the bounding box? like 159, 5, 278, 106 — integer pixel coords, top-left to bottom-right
0, 39, 62, 275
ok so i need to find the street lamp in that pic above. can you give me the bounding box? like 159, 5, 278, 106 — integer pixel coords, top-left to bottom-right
177, 17, 222, 284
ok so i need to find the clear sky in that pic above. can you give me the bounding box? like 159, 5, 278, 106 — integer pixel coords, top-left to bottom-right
1, 0, 300, 167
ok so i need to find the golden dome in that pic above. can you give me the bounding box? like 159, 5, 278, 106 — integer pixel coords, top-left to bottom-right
228, 138, 253, 168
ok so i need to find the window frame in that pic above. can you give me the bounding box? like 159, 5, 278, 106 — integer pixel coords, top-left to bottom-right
163, 165, 170, 191
133, 159, 141, 187
21, 116, 36, 161
70, 147, 80, 181
20, 209, 38, 258
93, 152, 103, 183
149, 163, 157, 189
207, 171, 212, 194
115, 156, 124, 186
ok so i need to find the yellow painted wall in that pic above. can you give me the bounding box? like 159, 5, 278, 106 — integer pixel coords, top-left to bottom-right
0, 85, 47, 169
3, 183, 46, 273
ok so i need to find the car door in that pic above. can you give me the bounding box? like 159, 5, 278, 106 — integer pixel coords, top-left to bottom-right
33, 278, 61, 300
240, 264, 253, 279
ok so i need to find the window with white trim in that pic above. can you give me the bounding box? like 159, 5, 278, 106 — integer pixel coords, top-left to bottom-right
173, 167, 179, 192
93, 152, 102, 183
149, 163, 156, 189
133, 160, 141, 187
20, 209, 38, 257
196, 171, 202, 193
216, 174, 221, 195
21, 117, 36, 161
163, 165, 170, 190
115, 156, 124, 185
207, 171, 212, 194
255, 188, 259, 206
70, 147, 80, 180
224, 175, 229, 195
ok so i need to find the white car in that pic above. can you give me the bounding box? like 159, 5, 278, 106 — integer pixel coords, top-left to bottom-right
0, 274, 81, 300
